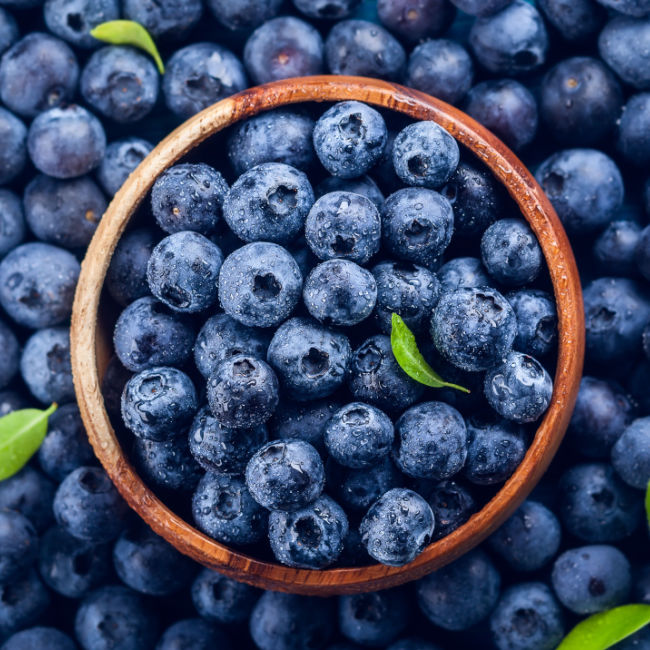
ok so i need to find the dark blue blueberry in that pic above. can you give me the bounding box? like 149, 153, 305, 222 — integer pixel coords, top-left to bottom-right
0, 109, 25, 185
157, 619, 232, 650
506, 289, 557, 358
163, 43, 247, 119
558, 462, 642, 543
1, 627, 76, 650
0, 510, 37, 585
0, 319, 17, 390
464, 418, 527, 485
0, 467, 54, 533
207, 0, 282, 30
38, 525, 111, 598
121, 366, 198, 441
437, 256, 490, 293
449, 0, 512, 15
315, 175, 384, 209
417, 549, 501, 630
348, 334, 424, 414
381, 188, 454, 266
270, 399, 340, 452
305, 191, 381, 264
250, 592, 334, 650
377, 0, 456, 42
339, 589, 409, 646
27, 105, 105, 179
244, 17, 324, 85
74, 585, 159, 650
98, 138, 153, 197
0, 190, 24, 260
0, 570, 50, 641
246, 439, 324, 511
638, 225, 650, 280
20, 327, 74, 404
489, 583, 564, 650
303, 259, 377, 327
541, 57, 622, 147
611, 417, 650, 489
426, 480, 475, 540
552, 545, 631, 614
24, 174, 106, 249
431, 287, 517, 372
360, 488, 434, 566
469, 1, 548, 75
113, 297, 195, 372
313, 101, 387, 179
325, 20, 406, 80
37, 403, 95, 483
0, 8, 16, 55
293, 0, 360, 19
191, 568, 259, 624
0, 33, 79, 118
44, 0, 119, 48
599, 16, 650, 89
464, 80, 538, 151
617, 93, 650, 165
267, 317, 351, 400
122, 0, 202, 40
192, 472, 267, 545
223, 163, 314, 245
151, 162, 229, 235
227, 110, 316, 176
538, 0, 605, 41
269, 494, 348, 569
219, 242, 302, 328
0, 242, 79, 329
81, 46, 159, 123
53, 466, 128, 543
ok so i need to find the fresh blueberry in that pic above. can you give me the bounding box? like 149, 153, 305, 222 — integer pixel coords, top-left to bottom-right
0, 570, 50, 641
315, 175, 385, 209
0, 467, 54, 533
617, 93, 650, 166
207, 0, 282, 30
507, 289, 557, 358
191, 568, 259, 624
270, 399, 340, 452
0, 509, 38, 585
1, 627, 76, 650
611, 417, 650, 489
437, 257, 490, 293
98, 138, 153, 197
599, 16, 650, 89
293, 0, 360, 19
157, 619, 232, 650
122, 0, 202, 40
377, 0, 456, 42
448, 0, 512, 16
538, 0, 605, 41
426, 480, 475, 540
0, 108, 26, 185
44, 0, 119, 48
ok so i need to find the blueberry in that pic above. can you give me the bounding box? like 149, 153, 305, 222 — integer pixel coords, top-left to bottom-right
192, 472, 267, 545
121, 366, 198, 441
74, 585, 159, 650
426, 480, 475, 540
207, 0, 282, 31
599, 16, 650, 89
270, 399, 340, 452
269, 494, 349, 568
1, 627, 76, 650
38, 525, 110, 598
113, 297, 195, 372
0, 242, 79, 329
53, 467, 128, 544
98, 138, 153, 197
305, 191, 381, 264
219, 242, 303, 328
596, 0, 650, 15
464, 418, 527, 485
224, 162, 314, 245
381, 188, 454, 266
338, 589, 409, 646
20, 327, 73, 404
541, 57, 622, 147
348, 334, 424, 414
122, 0, 202, 40
0, 33, 79, 118
638, 225, 650, 280
377, 0, 456, 42
0, 467, 54, 533
81, 46, 159, 124
448, 0, 512, 16
24, 174, 106, 249
464, 80, 538, 151
558, 462, 642, 543
191, 568, 258, 624
44, 0, 119, 49
313, 101, 387, 179
506, 289, 557, 358
0, 510, 37, 585
437, 256, 490, 293
163, 43, 247, 119
536, 149, 624, 235
417, 549, 501, 630
27, 105, 105, 179
293, 0, 360, 19
469, 1, 548, 75
617, 93, 650, 165
37, 403, 95, 483
0, 319, 17, 390
227, 110, 316, 176
0, 108, 26, 185
315, 175, 385, 209
244, 17, 324, 85
106, 229, 156, 306
325, 20, 406, 81
552, 545, 631, 614
490, 583, 565, 650
538, 0, 605, 41
611, 417, 650, 489
372, 260, 440, 335
0, 570, 50, 641
157, 619, 232, 650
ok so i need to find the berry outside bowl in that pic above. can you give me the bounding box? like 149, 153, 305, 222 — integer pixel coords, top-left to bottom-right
70, 75, 585, 596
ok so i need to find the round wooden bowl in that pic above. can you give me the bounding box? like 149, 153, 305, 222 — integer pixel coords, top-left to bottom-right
70, 75, 584, 596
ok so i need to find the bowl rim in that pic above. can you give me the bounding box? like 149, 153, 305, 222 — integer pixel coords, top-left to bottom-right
71, 75, 585, 596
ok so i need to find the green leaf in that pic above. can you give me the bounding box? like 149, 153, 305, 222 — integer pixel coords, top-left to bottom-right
390, 313, 469, 393
557, 605, 650, 650
0, 403, 58, 481
646, 479, 650, 529
91, 20, 164, 74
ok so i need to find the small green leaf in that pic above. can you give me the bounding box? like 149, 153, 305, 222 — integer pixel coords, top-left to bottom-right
646, 479, 650, 529
0, 403, 57, 481
557, 605, 650, 650
91, 20, 165, 74
390, 313, 469, 393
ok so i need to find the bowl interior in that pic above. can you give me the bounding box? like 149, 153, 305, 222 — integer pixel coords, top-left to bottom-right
71, 76, 584, 596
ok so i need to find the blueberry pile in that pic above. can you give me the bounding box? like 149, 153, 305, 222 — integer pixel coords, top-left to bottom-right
0, 0, 648, 649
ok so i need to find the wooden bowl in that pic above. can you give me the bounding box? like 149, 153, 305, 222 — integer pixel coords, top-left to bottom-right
70, 76, 584, 596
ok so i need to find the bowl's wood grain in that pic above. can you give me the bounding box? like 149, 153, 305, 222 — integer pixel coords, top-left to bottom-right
71, 76, 584, 596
